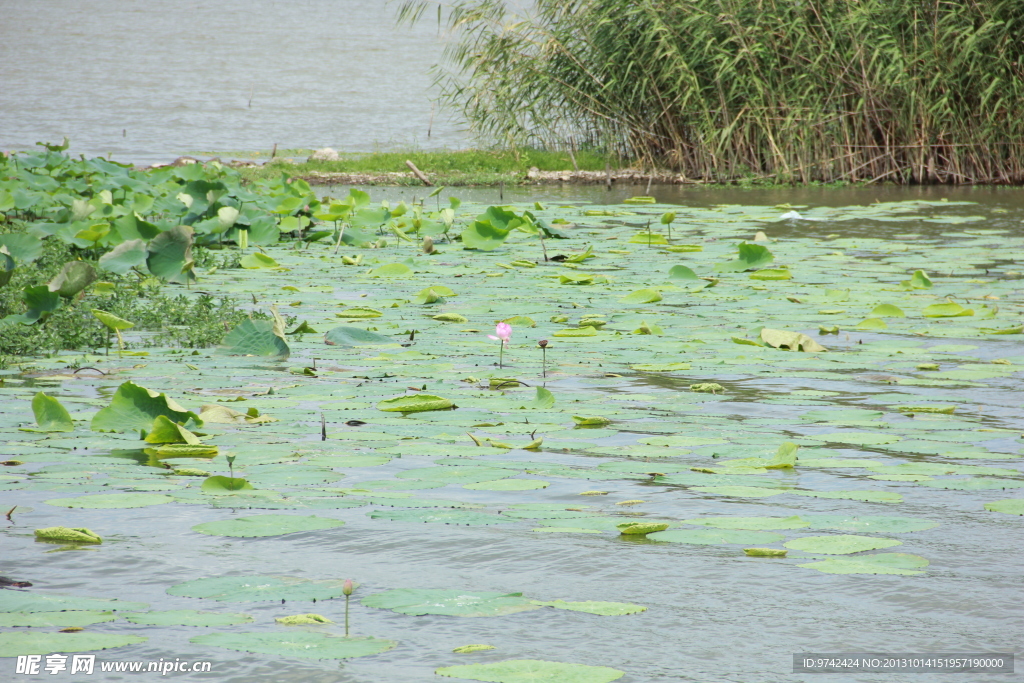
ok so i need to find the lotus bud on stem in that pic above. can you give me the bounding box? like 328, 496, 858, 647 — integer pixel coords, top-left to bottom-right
342, 579, 354, 636
538, 339, 549, 378
422, 235, 434, 254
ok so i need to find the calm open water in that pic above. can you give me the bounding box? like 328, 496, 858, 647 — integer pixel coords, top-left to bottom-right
0, 0, 466, 165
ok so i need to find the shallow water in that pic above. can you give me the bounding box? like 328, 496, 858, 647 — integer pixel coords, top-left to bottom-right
0, 0, 465, 165
2, 188, 1023, 682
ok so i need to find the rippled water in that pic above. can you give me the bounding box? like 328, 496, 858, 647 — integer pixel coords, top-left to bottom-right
0, 0, 466, 165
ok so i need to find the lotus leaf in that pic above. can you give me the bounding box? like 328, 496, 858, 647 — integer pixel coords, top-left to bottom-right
0, 632, 147, 657
743, 548, 787, 557
123, 610, 253, 626
45, 493, 173, 509
798, 553, 928, 575
377, 394, 454, 412
168, 575, 352, 602
362, 589, 539, 617
530, 600, 647, 616
91, 381, 200, 433
191, 632, 395, 659
34, 526, 102, 543
0, 611, 116, 628
192, 514, 345, 537
29, 392, 73, 432
648, 529, 785, 544
784, 534, 902, 554
436, 659, 624, 682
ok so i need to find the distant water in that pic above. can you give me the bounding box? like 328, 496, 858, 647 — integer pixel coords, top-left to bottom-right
0, 0, 468, 165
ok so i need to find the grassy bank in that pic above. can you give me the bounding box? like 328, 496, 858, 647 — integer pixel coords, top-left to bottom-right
235, 148, 622, 186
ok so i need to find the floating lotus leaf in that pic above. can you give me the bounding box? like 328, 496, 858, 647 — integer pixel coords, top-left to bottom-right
759, 328, 827, 352
631, 362, 690, 372
464, 479, 549, 491
616, 522, 669, 535
667, 264, 698, 280
324, 325, 394, 346
689, 486, 785, 497
45, 493, 174, 509
621, 288, 662, 304
396, 466, 512, 483
871, 303, 906, 317
743, 548, 787, 557
368, 263, 412, 277
377, 394, 454, 412
984, 499, 1024, 515
337, 306, 383, 318
34, 526, 102, 543
530, 600, 647, 616
797, 515, 937, 533
362, 589, 539, 617
368, 509, 517, 525
0, 591, 147, 614
168, 575, 352, 602
275, 613, 333, 625
572, 415, 611, 426
29, 392, 73, 432
191, 631, 395, 658
91, 381, 201, 434
218, 318, 290, 358
0, 611, 116, 628
192, 514, 345, 537
436, 659, 624, 683
434, 313, 469, 323
0, 632, 147, 657
123, 610, 253, 626
239, 252, 278, 269
784, 534, 902, 555
797, 553, 928, 575
454, 644, 496, 654
749, 268, 791, 280
922, 302, 973, 317
682, 515, 809, 530
648, 529, 784, 544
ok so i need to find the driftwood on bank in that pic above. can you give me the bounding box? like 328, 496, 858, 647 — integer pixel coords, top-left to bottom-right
295, 167, 706, 186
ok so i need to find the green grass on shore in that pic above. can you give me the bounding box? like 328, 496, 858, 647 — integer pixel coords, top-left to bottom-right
235, 148, 621, 185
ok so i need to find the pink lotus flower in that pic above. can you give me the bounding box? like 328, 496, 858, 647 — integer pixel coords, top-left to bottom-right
342, 579, 354, 596
488, 322, 512, 368
489, 322, 512, 345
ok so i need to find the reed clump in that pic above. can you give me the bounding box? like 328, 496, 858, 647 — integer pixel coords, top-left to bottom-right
399, 0, 1024, 184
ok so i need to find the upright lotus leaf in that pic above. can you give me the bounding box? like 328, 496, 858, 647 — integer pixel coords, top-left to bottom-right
461, 219, 511, 251
759, 328, 827, 352
324, 325, 393, 346
363, 589, 540, 617
48, 261, 96, 298
147, 225, 194, 283
91, 381, 202, 433
98, 238, 148, 274
191, 632, 395, 659
901, 269, 932, 289
766, 441, 798, 468
714, 242, 774, 272
518, 387, 555, 409
436, 660, 625, 683
377, 394, 454, 412
3, 285, 61, 324
0, 246, 13, 288
144, 415, 202, 444
29, 392, 73, 432
0, 233, 44, 263
218, 318, 290, 358
92, 309, 134, 351
922, 302, 974, 317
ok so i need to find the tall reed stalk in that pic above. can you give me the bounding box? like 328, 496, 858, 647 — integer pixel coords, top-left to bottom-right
398, 0, 1024, 184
